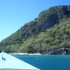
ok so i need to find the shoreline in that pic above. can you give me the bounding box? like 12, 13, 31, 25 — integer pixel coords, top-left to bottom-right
9, 52, 41, 55
9, 53, 69, 55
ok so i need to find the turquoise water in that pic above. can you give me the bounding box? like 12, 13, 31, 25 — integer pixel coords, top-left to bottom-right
14, 55, 70, 70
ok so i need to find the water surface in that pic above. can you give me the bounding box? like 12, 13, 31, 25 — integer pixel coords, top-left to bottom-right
14, 55, 70, 70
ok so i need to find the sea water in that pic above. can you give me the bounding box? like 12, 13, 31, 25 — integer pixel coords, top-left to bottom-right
13, 55, 70, 70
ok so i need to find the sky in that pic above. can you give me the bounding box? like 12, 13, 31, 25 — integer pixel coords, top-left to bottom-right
0, 0, 70, 41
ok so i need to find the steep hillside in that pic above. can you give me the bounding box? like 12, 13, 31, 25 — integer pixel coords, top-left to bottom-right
0, 5, 70, 53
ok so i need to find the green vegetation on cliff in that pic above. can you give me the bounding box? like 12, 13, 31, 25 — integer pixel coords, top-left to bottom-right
0, 5, 70, 53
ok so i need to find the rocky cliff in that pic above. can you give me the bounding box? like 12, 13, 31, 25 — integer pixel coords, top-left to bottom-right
0, 5, 70, 53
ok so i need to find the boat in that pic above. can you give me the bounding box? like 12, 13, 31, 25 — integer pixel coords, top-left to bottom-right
0, 51, 40, 70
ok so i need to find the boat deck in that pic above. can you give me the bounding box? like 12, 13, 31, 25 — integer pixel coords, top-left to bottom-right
0, 52, 39, 70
